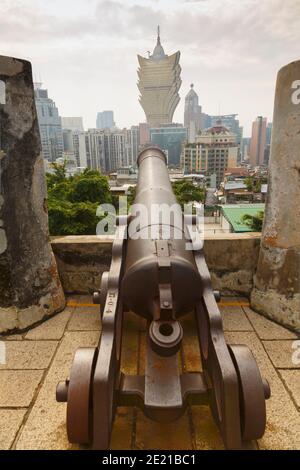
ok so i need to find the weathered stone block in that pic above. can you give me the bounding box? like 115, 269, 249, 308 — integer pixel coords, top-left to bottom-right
0, 55, 65, 333
253, 60, 300, 331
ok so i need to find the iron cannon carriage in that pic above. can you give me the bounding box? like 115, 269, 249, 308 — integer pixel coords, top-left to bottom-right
56, 146, 270, 449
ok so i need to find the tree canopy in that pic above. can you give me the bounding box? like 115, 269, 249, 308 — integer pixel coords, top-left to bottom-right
46, 165, 206, 235
172, 180, 205, 207
242, 210, 264, 231
46, 164, 112, 235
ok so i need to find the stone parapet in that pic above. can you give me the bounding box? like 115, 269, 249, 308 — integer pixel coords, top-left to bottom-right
51, 233, 261, 296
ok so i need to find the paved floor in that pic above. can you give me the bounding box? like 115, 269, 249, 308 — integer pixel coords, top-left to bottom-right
0, 296, 299, 450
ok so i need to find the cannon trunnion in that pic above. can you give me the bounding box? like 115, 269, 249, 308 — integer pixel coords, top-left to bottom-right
56, 147, 270, 449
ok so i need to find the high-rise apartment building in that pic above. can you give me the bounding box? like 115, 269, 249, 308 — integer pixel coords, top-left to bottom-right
209, 114, 243, 161
62, 125, 141, 174
34, 84, 63, 162
72, 132, 87, 168
125, 126, 140, 167
264, 122, 272, 165
96, 111, 115, 130
137, 27, 181, 127
181, 121, 238, 187
184, 84, 202, 143
139, 122, 150, 146
249, 116, 267, 167
150, 124, 187, 167
61, 117, 84, 132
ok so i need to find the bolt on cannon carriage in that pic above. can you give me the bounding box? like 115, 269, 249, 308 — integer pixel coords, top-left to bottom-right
56, 146, 270, 449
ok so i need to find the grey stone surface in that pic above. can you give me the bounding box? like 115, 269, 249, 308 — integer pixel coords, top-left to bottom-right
51, 234, 260, 296
245, 306, 298, 339
253, 60, 300, 331
0, 409, 26, 450
0, 55, 65, 334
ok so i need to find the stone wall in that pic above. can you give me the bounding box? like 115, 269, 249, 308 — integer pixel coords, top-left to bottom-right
51, 233, 261, 297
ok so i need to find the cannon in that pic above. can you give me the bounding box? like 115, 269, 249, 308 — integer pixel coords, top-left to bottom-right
56, 146, 270, 449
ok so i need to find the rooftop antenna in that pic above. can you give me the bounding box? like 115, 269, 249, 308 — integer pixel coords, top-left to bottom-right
157, 24, 161, 45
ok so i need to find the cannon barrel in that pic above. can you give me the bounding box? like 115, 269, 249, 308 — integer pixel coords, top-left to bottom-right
121, 147, 202, 355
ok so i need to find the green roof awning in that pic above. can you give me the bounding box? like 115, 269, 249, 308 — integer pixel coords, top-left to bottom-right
220, 204, 265, 232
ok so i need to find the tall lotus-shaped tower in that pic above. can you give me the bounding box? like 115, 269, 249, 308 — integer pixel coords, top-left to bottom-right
137, 27, 182, 128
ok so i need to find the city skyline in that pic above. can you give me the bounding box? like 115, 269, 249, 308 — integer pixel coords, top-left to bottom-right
1, 0, 300, 135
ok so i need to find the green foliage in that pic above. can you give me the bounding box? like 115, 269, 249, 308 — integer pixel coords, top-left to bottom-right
242, 211, 264, 232
127, 186, 136, 207
244, 176, 266, 193
172, 180, 205, 207
46, 163, 112, 236
69, 176, 112, 203
244, 177, 253, 191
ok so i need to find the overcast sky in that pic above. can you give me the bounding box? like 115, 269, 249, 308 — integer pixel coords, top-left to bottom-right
1, 0, 300, 135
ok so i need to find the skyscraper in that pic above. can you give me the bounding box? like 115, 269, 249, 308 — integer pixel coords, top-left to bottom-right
150, 124, 187, 167
34, 84, 63, 162
125, 126, 140, 167
139, 122, 150, 146
264, 122, 272, 165
184, 84, 203, 143
96, 111, 115, 130
137, 26, 182, 128
249, 116, 267, 167
61, 117, 84, 132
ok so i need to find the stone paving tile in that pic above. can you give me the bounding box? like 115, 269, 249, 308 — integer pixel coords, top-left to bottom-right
221, 306, 253, 332
219, 296, 249, 304
191, 406, 225, 450
66, 295, 94, 305
0, 340, 58, 370
15, 331, 100, 450
121, 312, 141, 375
110, 407, 134, 450
111, 311, 144, 449
134, 409, 193, 450
263, 340, 300, 369
0, 370, 43, 407
1, 334, 24, 341
5, 299, 300, 451
0, 409, 27, 450
225, 331, 300, 450
278, 370, 300, 409
67, 307, 101, 331
25, 309, 72, 340
244, 307, 298, 340
181, 313, 202, 372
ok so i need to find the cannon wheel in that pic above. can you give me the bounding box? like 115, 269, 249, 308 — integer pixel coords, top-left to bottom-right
228, 344, 267, 441
67, 347, 98, 444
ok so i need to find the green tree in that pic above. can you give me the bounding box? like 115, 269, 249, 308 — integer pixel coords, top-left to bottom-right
244, 177, 254, 191
46, 163, 113, 236
69, 175, 112, 204
242, 211, 264, 231
172, 180, 205, 207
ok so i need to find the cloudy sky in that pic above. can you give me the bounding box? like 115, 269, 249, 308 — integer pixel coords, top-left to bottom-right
1, 0, 300, 135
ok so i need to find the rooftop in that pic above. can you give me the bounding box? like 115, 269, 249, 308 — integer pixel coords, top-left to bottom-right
220, 204, 265, 232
